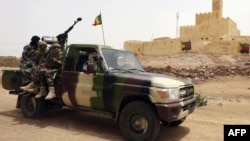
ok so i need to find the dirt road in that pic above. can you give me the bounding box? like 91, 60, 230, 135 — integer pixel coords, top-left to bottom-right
0, 76, 250, 141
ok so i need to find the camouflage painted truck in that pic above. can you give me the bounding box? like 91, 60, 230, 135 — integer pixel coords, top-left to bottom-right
1, 19, 196, 141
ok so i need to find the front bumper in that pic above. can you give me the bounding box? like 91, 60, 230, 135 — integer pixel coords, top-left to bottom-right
155, 97, 196, 122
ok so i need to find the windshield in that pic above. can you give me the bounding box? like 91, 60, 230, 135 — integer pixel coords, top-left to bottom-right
101, 48, 144, 72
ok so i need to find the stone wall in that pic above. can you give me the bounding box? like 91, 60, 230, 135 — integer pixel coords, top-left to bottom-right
124, 35, 250, 56
195, 12, 214, 25
180, 17, 240, 37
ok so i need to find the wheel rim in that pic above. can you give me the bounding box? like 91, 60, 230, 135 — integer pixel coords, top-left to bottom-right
26, 97, 36, 113
129, 113, 148, 133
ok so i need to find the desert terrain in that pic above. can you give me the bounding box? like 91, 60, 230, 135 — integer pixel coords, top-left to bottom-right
0, 53, 250, 141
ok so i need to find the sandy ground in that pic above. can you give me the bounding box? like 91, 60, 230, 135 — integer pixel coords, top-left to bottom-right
0, 75, 250, 141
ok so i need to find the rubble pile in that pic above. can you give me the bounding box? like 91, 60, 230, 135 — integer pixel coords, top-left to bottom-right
144, 64, 250, 84
138, 53, 250, 84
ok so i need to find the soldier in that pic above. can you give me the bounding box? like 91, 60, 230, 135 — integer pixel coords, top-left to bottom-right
34, 41, 49, 65
83, 52, 97, 73
19, 35, 40, 86
33, 41, 50, 97
35, 43, 62, 99
20, 41, 48, 94
21, 35, 40, 66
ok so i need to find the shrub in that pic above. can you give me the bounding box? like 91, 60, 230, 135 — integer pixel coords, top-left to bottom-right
195, 93, 208, 107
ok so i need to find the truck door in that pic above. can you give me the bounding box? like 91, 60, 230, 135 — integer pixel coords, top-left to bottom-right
61, 49, 105, 110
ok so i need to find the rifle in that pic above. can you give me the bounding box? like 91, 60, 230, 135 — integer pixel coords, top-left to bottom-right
56, 17, 82, 49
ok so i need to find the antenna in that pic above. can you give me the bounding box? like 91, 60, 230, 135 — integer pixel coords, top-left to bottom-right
176, 12, 179, 38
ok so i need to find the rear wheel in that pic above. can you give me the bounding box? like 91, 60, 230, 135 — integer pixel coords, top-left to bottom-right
119, 101, 160, 141
21, 94, 45, 118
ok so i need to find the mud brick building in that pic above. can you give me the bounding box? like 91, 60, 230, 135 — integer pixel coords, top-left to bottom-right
124, 0, 250, 55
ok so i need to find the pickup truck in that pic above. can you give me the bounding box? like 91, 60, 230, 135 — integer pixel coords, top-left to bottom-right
1, 18, 196, 141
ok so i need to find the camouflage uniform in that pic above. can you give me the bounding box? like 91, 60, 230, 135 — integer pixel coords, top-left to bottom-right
21, 35, 40, 66
33, 41, 49, 98
39, 43, 62, 100
19, 35, 40, 85
19, 36, 40, 90
20, 41, 48, 95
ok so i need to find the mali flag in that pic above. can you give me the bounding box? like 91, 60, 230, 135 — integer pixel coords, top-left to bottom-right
92, 14, 102, 26
238, 43, 249, 54
181, 40, 191, 51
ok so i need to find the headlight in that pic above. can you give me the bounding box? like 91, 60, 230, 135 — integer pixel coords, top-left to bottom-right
153, 88, 179, 100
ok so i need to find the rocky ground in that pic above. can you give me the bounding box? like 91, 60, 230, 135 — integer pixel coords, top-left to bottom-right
0, 53, 250, 141
138, 53, 250, 84
137, 53, 250, 68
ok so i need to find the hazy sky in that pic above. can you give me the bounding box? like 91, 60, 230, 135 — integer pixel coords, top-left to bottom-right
0, 0, 250, 57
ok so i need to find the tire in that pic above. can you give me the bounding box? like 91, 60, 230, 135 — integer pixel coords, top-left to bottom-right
119, 101, 160, 141
21, 94, 45, 118
45, 100, 63, 110
162, 117, 186, 126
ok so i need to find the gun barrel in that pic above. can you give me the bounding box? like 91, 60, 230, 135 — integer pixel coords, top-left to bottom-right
64, 17, 82, 34
56, 17, 82, 47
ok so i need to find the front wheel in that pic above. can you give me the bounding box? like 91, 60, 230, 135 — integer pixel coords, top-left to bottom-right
21, 94, 45, 118
119, 101, 160, 141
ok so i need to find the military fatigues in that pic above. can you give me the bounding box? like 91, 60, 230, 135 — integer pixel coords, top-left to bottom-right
21, 45, 37, 67
40, 43, 62, 100
32, 41, 49, 85
33, 41, 50, 98
20, 41, 48, 95
21, 35, 40, 66
20, 41, 62, 100
20, 36, 40, 84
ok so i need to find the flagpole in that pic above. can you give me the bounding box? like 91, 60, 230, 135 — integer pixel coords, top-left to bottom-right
101, 14, 105, 46
93, 12, 105, 46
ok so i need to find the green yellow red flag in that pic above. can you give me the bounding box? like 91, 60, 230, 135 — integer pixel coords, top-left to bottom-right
92, 14, 102, 26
